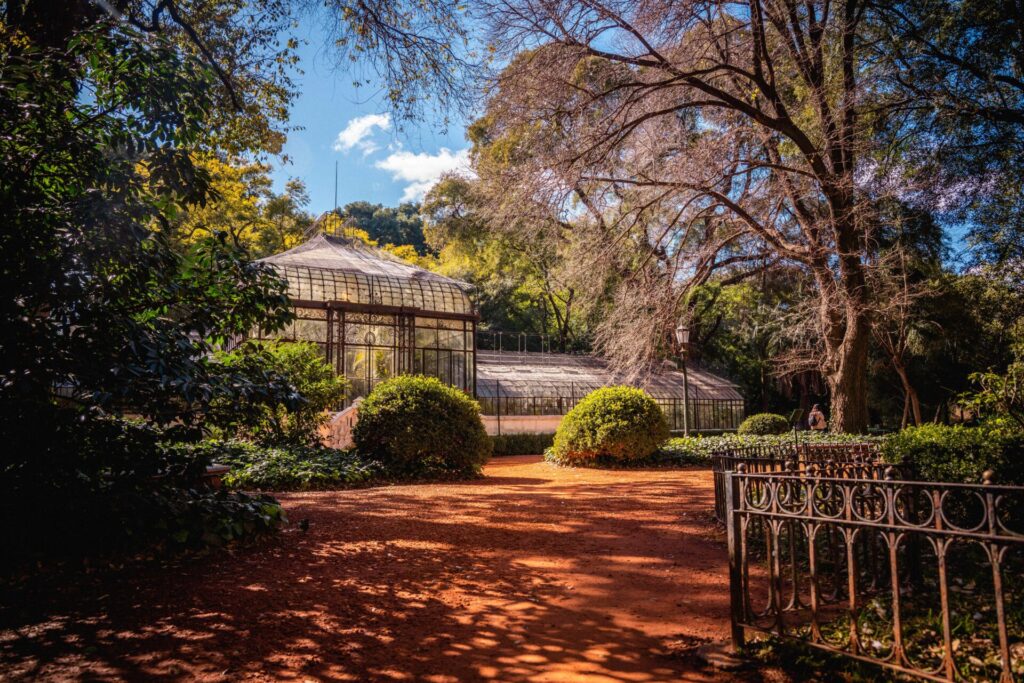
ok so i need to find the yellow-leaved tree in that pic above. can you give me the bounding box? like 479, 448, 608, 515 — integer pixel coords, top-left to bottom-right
172, 156, 312, 258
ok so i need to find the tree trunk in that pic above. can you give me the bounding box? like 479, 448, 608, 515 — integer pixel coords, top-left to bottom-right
822, 191, 872, 434
825, 303, 871, 434
892, 362, 923, 426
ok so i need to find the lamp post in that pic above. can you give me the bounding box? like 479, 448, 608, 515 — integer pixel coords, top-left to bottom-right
675, 322, 691, 436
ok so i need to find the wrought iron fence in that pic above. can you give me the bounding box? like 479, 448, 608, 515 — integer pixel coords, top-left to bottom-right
711, 442, 883, 522
725, 466, 1024, 682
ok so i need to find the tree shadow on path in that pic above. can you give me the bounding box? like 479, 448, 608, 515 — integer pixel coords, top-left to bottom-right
0, 456, 774, 682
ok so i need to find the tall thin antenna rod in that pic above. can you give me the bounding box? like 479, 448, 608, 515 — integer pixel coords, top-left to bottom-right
334, 161, 339, 211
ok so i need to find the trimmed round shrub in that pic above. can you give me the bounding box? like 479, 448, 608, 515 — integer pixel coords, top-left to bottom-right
737, 413, 790, 435
353, 375, 492, 477
551, 386, 669, 464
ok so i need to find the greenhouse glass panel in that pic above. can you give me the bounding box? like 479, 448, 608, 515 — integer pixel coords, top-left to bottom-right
295, 319, 327, 342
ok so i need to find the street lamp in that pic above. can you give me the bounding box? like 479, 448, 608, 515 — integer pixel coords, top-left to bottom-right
674, 323, 690, 353
675, 322, 691, 435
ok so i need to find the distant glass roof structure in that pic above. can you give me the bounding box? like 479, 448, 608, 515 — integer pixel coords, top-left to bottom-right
476, 351, 745, 431
476, 351, 742, 401
259, 232, 474, 316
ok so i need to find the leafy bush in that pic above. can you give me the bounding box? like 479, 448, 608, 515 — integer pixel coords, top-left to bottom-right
738, 412, 790, 435
550, 386, 669, 464
960, 322, 1024, 431
197, 441, 377, 490
882, 423, 1024, 484
491, 432, 555, 456
353, 375, 492, 477
1, 412, 286, 573
213, 341, 347, 446
143, 488, 285, 551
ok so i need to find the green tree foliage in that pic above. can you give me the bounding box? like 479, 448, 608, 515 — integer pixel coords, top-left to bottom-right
550, 387, 669, 464
964, 364, 1024, 431
0, 25, 294, 431
338, 201, 430, 254
353, 375, 491, 477
689, 277, 798, 414
213, 342, 348, 446
170, 156, 313, 257
422, 175, 585, 350
873, 0, 1024, 272
0, 14, 298, 564
960, 318, 1024, 430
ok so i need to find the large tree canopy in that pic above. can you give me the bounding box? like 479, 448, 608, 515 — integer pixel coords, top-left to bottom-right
466, 0, 894, 430
872, 0, 1024, 271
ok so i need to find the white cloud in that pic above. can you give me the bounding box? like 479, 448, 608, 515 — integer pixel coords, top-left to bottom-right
374, 147, 471, 201
333, 113, 391, 153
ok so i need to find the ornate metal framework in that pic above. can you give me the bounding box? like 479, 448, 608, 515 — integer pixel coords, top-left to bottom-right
725, 462, 1024, 682
712, 443, 883, 521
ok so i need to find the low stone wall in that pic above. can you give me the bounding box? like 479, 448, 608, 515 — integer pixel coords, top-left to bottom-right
480, 414, 563, 436
321, 398, 362, 450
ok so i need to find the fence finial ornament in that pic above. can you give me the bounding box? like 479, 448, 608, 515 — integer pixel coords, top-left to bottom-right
983, 469, 995, 485
736, 462, 746, 474
884, 466, 895, 481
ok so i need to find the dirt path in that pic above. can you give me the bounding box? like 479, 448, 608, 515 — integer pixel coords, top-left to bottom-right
1, 456, 771, 682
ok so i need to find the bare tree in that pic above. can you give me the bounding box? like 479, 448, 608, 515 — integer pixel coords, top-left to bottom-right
868, 247, 940, 427
470, 0, 890, 431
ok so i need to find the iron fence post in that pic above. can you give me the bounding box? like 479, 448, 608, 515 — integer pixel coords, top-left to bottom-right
726, 467, 746, 651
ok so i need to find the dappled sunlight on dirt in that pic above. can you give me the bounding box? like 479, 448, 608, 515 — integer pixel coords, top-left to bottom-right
0, 456, 779, 682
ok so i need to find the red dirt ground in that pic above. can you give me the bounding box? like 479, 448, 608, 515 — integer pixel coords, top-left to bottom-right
0, 456, 785, 682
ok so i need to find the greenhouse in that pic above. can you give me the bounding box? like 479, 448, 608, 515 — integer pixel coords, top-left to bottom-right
476, 351, 745, 432
254, 219, 745, 430
254, 224, 477, 400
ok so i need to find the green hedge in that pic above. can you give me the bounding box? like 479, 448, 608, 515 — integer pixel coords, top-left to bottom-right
550, 386, 669, 465
881, 424, 1024, 484
491, 432, 555, 456
738, 412, 790, 435
655, 432, 883, 466
353, 375, 492, 477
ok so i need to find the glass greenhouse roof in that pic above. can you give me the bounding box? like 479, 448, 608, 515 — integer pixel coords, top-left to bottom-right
476, 351, 743, 401
260, 233, 474, 316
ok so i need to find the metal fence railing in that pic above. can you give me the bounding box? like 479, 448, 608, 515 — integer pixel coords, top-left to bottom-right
711, 443, 883, 522
724, 466, 1024, 682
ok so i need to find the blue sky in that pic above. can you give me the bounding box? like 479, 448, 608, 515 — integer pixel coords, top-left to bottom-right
269, 24, 473, 214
